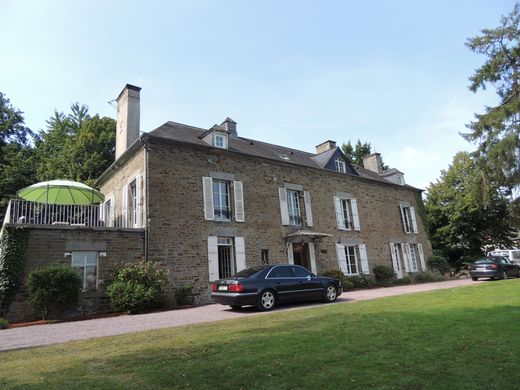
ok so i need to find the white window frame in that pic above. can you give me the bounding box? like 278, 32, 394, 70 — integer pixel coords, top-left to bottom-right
335, 158, 346, 173
400, 203, 418, 234
287, 190, 301, 226
334, 196, 360, 231
71, 251, 98, 290
213, 132, 228, 149
344, 245, 359, 275
213, 180, 231, 221
409, 244, 419, 272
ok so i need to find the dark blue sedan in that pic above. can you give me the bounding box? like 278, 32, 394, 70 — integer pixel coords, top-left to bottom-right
211, 264, 342, 311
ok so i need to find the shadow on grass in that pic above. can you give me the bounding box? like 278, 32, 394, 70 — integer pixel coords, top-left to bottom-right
2, 297, 520, 390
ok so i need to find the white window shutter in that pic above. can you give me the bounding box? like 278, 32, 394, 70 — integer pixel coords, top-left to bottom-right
135, 175, 142, 227
308, 242, 317, 274
334, 197, 346, 230
336, 244, 349, 275
351, 198, 360, 231
99, 203, 105, 223
389, 243, 401, 278
304, 191, 313, 227
417, 244, 426, 271
235, 237, 246, 272
358, 244, 369, 274
287, 242, 294, 264
207, 236, 219, 281
202, 177, 214, 221
109, 199, 115, 227
399, 205, 407, 233
402, 243, 411, 272
279, 188, 290, 225
122, 185, 128, 228
233, 181, 245, 222
410, 206, 418, 233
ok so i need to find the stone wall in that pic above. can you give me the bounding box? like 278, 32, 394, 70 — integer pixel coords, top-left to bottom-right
6, 225, 144, 322
144, 138, 432, 304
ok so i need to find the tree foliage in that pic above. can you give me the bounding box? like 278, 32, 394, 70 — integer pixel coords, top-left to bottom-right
35, 104, 116, 186
341, 139, 389, 170
464, 3, 520, 215
0, 93, 37, 221
425, 152, 514, 266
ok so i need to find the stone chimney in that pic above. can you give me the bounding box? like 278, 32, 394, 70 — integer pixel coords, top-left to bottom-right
315, 140, 337, 154
115, 84, 141, 160
363, 153, 384, 174
221, 117, 237, 136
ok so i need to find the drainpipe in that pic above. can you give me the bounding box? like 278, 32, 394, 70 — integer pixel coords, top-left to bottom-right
144, 139, 149, 262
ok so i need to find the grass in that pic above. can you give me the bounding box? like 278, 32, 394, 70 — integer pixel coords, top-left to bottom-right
1, 281, 520, 389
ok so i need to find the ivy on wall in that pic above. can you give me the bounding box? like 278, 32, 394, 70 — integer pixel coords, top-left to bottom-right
0, 226, 28, 315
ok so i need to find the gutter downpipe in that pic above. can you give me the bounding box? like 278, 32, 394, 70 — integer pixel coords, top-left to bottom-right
144, 138, 149, 262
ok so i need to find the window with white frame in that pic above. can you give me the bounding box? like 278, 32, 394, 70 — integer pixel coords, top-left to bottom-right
335, 158, 346, 173
287, 190, 301, 226
336, 243, 369, 275
72, 251, 98, 290
334, 196, 360, 231
345, 245, 359, 275
212, 180, 231, 221
202, 177, 245, 222
214, 132, 228, 149
207, 236, 246, 281
399, 203, 418, 234
409, 244, 419, 272
128, 179, 137, 227
104, 199, 113, 227
217, 237, 234, 279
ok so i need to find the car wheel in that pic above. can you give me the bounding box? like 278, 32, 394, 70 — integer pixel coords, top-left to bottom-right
229, 305, 241, 310
471, 277, 478, 281
502, 271, 508, 280
324, 284, 338, 303
257, 289, 276, 311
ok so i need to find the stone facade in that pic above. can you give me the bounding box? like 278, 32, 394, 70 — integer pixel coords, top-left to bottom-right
98, 136, 432, 305
6, 225, 144, 322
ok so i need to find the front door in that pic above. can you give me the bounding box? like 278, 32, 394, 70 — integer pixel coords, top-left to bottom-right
292, 243, 311, 271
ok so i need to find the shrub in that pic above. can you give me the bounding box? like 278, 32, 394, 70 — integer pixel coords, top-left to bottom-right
414, 270, 445, 284
393, 276, 412, 285
0, 318, 9, 329
175, 285, 195, 306
320, 270, 354, 291
373, 265, 396, 283
347, 274, 376, 289
427, 251, 451, 275
106, 261, 167, 314
26, 265, 82, 320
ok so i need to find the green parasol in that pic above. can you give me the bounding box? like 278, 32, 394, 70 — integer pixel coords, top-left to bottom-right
17, 180, 104, 205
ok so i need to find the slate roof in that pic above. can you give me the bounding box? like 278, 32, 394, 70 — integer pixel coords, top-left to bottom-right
147, 121, 419, 189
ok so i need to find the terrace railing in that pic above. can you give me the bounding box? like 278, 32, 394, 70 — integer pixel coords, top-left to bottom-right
3, 199, 138, 229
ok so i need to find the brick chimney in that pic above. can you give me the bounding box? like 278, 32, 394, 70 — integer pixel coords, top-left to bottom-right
115, 84, 141, 160
221, 117, 237, 137
315, 140, 337, 154
363, 153, 384, 174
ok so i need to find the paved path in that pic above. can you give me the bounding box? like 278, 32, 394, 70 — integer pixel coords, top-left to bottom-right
0, 278, 479, 351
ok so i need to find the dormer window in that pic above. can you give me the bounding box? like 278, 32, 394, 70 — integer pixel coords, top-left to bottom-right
214, 132, 228, 149
335, 158, 346, 173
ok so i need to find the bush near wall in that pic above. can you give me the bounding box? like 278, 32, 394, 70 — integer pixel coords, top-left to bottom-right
175, 285, 195, 306
26, 265, 82, 320
0, 226, 28, 316
106, 261, 167, 314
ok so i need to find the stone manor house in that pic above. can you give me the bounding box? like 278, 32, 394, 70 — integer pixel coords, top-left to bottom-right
4, 84, 432, 321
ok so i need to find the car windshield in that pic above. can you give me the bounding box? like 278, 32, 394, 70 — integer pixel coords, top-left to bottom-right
234, 266, 267, 277
474, 259, 494, 264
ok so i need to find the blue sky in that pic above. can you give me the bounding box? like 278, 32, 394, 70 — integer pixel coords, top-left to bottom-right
0, 0, 515, 190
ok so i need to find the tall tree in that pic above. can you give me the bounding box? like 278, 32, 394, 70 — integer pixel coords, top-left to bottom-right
35, 104, 116, 186
464, 2, 520, 216
341, 139, 388, 169
425, 152, 514, 266
0, 92, 37, 221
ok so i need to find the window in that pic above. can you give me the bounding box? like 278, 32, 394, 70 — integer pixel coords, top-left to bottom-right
261, 249, 269, 265
335, 158, 346, 173
399, 204, 418, 234
334, 196, 360, 231
217, 237, 234, 279
72, 251, 98, 290
212, 180, 231, 221
128, 179, 137, 227
214, 132, 227, 149
267, 266, 293, 278
344, 246, 359, 275
292, 266, 311, 278
287, 190, 301, 226
409, 244, 418, 272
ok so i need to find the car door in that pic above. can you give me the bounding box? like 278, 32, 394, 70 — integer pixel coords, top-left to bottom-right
265, 266, 298, 303
499, 257, 515, 276
291, 265, 324, 300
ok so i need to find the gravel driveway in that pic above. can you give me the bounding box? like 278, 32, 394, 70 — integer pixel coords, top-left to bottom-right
0, 278, 479, 351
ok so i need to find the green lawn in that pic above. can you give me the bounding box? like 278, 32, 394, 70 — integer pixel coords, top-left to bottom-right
1, 281, 520, 389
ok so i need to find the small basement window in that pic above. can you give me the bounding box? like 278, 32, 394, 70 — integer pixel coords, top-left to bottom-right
72, 251, 98, 290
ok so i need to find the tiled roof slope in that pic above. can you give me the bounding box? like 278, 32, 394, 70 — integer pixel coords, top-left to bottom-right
148, 121, 420, 189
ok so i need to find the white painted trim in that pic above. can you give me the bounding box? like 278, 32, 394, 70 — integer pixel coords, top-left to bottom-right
233, 181, 245, 222
202, 177, 214, 221
235, 236, 246, 272
308, 242, 317, 274
279, 187, 290, 225
207, 236, 219, 281
358, 244, 369, 274
351, 198, 360, 231
303, 191, 313, 227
